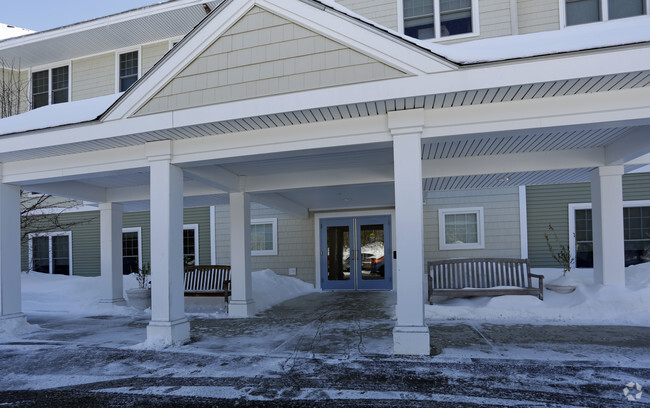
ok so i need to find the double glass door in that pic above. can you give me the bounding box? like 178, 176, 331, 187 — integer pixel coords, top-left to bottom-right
320, 215, 392, 290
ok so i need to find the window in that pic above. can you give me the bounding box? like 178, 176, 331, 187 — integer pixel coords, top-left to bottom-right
183, 224, 199, 266
403, 0, 476, 40
119, 51, 139, 92
565, 0, 647, 26
28, 232, 72, 275
122, 228, 141, 275
31, 66, 69, 109
570, 202, 650, 267
439, 207, 484, 250
251, 218, 278, 256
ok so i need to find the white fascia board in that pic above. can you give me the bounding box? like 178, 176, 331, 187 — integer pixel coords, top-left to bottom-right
421, 87, 650, 140
422, 148, 605, 179
604, 125, 650, 165
183, 166, 241, 192
106, 181, 223, 203
0, 0, 206, 50
2, 145, 148, 184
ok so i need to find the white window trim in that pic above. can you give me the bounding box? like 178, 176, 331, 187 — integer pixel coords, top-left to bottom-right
29, 61, 72, 109
183, 224, 200, 264
251, 218, 278, 256
115, 47, 142, 93
559, 0, 650, 28
122, 227, 142, 271
568, 200, 650, 265
438, 207, 485, 250
27, 231, 73, 275
398, 0, 480, 42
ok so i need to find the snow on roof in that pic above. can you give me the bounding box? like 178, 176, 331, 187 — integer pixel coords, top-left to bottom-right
0, 93, 122, 136
316, 0, 650, 64
0, 23, 34, 40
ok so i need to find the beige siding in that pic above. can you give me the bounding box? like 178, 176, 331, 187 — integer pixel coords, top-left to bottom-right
71, 53, 115, 101
135, 6, 407, 116
142, 41, 170, 73
424, 187, 522, 262
478, 0, 514, 38
517, 0, 560, 34
214, 203, 316, 285
336, 0, 398, 30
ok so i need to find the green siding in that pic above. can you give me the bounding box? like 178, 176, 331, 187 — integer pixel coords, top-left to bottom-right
22, 206, 213, 276
527, 173, 650, 268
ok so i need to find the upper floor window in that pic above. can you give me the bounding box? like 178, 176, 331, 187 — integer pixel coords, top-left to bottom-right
31, 66, 69, 109
565, 0, 647, 26
119, 51, 139, 92
404, 0, 475, 40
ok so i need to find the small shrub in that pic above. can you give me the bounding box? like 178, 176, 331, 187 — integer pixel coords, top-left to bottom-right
544, 224, 574, 276
132, 262, 151, 289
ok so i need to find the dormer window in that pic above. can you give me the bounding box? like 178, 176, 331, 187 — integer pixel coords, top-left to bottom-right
565, 0, 647, 26
119, 51, 139, 92
31, 66, 69, 109
404, 0, 476, 40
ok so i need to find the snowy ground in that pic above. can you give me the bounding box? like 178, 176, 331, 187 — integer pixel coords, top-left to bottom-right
426, 263, 650, 327
0, 267, 649, 406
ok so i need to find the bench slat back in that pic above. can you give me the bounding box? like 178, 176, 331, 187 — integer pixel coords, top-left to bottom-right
428, 258, 531, 289
184, 265, 231, 292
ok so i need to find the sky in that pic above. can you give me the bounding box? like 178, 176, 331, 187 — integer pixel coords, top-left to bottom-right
2, 0, 164, 32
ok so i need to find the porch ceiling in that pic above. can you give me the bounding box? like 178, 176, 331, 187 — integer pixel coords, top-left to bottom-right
1, 70, 648, 164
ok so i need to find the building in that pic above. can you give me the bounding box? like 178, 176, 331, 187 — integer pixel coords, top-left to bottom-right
0, 0, 649, 355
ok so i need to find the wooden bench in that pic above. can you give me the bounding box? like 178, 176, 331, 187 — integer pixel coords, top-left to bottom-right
426, 258, 543, 304
184, 265, 232, 304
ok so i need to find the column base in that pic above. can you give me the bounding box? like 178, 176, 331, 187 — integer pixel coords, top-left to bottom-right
228, 299, 256, 317
146, 317, 190, 345
393, 325, 430, 355
99, 297, 127, 306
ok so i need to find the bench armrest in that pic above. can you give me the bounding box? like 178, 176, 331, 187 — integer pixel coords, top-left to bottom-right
224, 280, 231, 304
528, 273, 544, 300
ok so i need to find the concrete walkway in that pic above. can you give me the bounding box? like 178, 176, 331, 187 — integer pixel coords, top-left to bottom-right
1, 292, 649, 406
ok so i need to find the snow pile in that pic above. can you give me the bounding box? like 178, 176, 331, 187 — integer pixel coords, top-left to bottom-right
317, 0, 650, 64
18, 268, 314, 318
426, 263, 650, 326
0, 92, 122, 136
0, 23, 34, 40
252, 269, 317, 312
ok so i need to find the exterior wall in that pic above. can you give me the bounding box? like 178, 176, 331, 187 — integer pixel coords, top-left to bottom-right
478, 0, 514, 38
214, 203, 316, 285
142, 41, 170, 73
517, 0, 560, 34
71, 53, 115, 101
21, 207, 212, 275
136, 6, 407, 116
336, 0, 399, 30
526, 173, 650, 268
424, 187, 522, 262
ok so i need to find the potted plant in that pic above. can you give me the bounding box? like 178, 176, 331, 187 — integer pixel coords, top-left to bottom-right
125, 262, 151, 310
544, 225, 577, 293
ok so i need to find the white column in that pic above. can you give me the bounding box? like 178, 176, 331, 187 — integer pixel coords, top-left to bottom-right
389, 110, 430, 355
228, 192, 255, 317
146, 142, 189, 345
0, 182, 26, 327
590, 166, 625, 286
99, 202, 126, 305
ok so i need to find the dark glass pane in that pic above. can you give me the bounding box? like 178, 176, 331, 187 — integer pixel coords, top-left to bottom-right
404, 0, 435, 39
31, 70, 49, 109
360, 224, 385, 280
51, 66, 68, 104
576, 242, 593, 268
327, 226, 350, 281
440, 0, 472, 36
183, 229, 195, 266
566, 0, 601, 25
120, 75, 138, 92
52, 236, 70, 275
624, 240, 650, 266
119, 51, 138, 91
609, 0, 645, 19
32, 236, 49, 272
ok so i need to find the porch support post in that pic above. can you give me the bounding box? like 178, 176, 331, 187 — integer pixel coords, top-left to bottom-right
590, 166, 625, 286
228, 191, 255, 317
0, 180, 26, 327
389, 110, 430, 355
99, 202, 126, 305
146, 142, 190, 345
